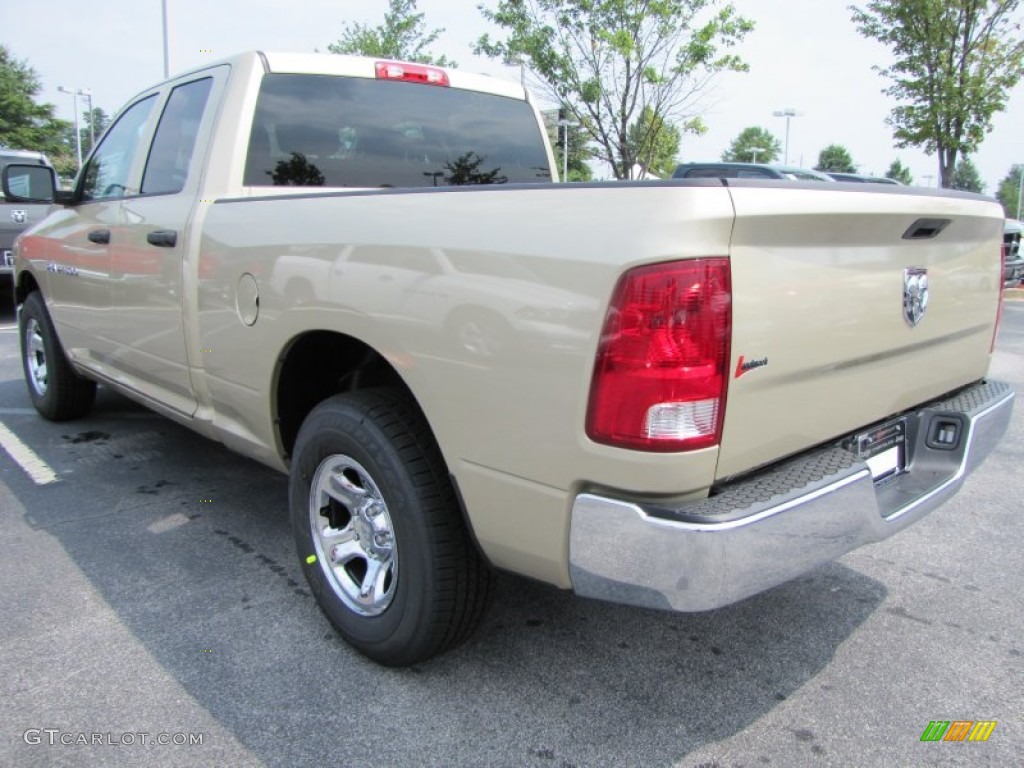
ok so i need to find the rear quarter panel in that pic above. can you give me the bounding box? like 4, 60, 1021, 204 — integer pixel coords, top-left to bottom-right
197, 182, 734, 584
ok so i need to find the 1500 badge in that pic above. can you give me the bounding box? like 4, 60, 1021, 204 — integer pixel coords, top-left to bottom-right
46, 263, 80, 277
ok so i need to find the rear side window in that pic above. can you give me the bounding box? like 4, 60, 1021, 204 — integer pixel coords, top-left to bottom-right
244, 74, 551, 188
142, 77, 213, 195
80, 95, 157, 201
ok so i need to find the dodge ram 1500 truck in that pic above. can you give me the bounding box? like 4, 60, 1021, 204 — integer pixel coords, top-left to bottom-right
3, 52, 1014, 666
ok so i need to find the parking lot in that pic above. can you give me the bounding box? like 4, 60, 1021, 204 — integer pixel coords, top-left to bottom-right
1, 291, 1022, 768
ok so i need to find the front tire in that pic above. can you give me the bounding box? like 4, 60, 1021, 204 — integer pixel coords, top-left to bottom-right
290, 389, 490, 666
20, 291, 96, 421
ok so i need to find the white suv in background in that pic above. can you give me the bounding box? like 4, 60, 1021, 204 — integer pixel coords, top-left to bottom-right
1005, 218, 1023, 287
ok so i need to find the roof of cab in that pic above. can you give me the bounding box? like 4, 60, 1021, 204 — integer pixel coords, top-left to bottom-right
169, 51, 528, 102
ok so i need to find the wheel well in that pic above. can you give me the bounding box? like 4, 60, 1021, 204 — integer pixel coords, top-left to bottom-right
15, 271, 40, 304
275, 331, 415, 460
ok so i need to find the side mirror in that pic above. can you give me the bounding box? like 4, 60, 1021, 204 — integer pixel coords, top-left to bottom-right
2, 164, 58, 204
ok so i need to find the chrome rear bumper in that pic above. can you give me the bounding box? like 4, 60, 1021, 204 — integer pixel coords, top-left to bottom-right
569, 380, 1014, 612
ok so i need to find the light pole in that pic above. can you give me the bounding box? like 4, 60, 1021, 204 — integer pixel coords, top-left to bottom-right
162, 0, 170, 78
58, 86, 82, 170
749, 147, 760, 163
79, 89, 94, 152
558, 109, 570, 182
772, 108, 802, 165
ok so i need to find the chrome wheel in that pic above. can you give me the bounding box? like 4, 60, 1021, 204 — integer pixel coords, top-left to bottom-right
24, 318, 48, 396
309, 454, 397, 616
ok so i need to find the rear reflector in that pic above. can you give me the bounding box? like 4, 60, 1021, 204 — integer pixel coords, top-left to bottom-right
586, 259, 732, 452
375, 61, 450, 87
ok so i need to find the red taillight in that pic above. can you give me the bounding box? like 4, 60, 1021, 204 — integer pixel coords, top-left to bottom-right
375, 61, 450, 86
586, 259, 732, 452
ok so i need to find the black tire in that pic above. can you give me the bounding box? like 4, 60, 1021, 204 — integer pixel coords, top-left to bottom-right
20, 291, 97, 421
290, 389, 490, 666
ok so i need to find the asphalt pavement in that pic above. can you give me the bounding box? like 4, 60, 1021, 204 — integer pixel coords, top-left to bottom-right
1, 290, 1022, 768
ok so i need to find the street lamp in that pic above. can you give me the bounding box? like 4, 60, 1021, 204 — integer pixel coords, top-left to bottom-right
80, 89, 95, 149
162, 0, 170, 78
557, 108, 570, 182
58, 86, 83, 170
772, 108, 802, 165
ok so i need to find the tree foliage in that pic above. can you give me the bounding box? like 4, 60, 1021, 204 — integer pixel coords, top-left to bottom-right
996, 164, 1023, 219
476, 0, 753, 179
58, 108, 111, 165
815, 144, 856, 173
721, 126, 780, 163
952, 156, 985, 192
327, 0, 454, 66
0, 46, 67, 155
626, 106, 682, 177
886, 158, 914, 184
851, 0, 1024, 188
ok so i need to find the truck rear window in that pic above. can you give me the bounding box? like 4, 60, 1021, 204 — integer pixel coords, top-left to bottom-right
244, 74, 552, 188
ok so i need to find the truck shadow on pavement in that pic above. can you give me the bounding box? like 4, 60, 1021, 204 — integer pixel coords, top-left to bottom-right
4, 381, 886, 768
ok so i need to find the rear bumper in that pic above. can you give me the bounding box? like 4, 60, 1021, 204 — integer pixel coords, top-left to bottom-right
569, 380, 1014, 612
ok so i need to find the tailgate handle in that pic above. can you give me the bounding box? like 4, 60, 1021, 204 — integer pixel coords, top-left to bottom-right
147, 230, 178, 248
903, 218, 950, 240
87, 229, 110, 244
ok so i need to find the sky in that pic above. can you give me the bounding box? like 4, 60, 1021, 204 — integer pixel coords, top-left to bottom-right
4, 0, 1022, 191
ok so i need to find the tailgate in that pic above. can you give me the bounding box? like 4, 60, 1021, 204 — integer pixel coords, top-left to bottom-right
718, 182, 1005, 479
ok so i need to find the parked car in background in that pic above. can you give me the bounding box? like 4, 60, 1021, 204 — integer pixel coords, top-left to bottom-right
1, 149, 55, 291
1005, 218, 1023, 287
825, 172, 902, 184
672, 162, 834, 182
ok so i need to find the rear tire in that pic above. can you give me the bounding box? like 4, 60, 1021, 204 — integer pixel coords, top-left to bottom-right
290, 389, 490, 666
20, 291, 96, 421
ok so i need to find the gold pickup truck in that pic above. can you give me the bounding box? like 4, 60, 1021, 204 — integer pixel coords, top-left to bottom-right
2, 52, 1014, 666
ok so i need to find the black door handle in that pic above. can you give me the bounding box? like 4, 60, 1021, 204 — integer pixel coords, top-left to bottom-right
147, 230, 177, 248
87, 229, 110, 244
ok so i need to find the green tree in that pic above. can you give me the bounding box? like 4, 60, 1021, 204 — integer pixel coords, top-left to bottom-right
57, 108, 111, 168
626, 106, 682, 178
0, 46, 67, 154
443, 151, 509, 185
851, 1, 1024, 188
996, 164, 1023, 219
952, 156, 985, 193
721, 126, 780, 163
476, 0, 753, 179
815, 144, 856, 173
886, 158, 914, 184
327, 0, 454, 66
82, 107, 111, 155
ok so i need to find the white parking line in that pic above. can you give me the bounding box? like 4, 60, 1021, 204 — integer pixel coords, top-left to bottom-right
0, 420, 59, 485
